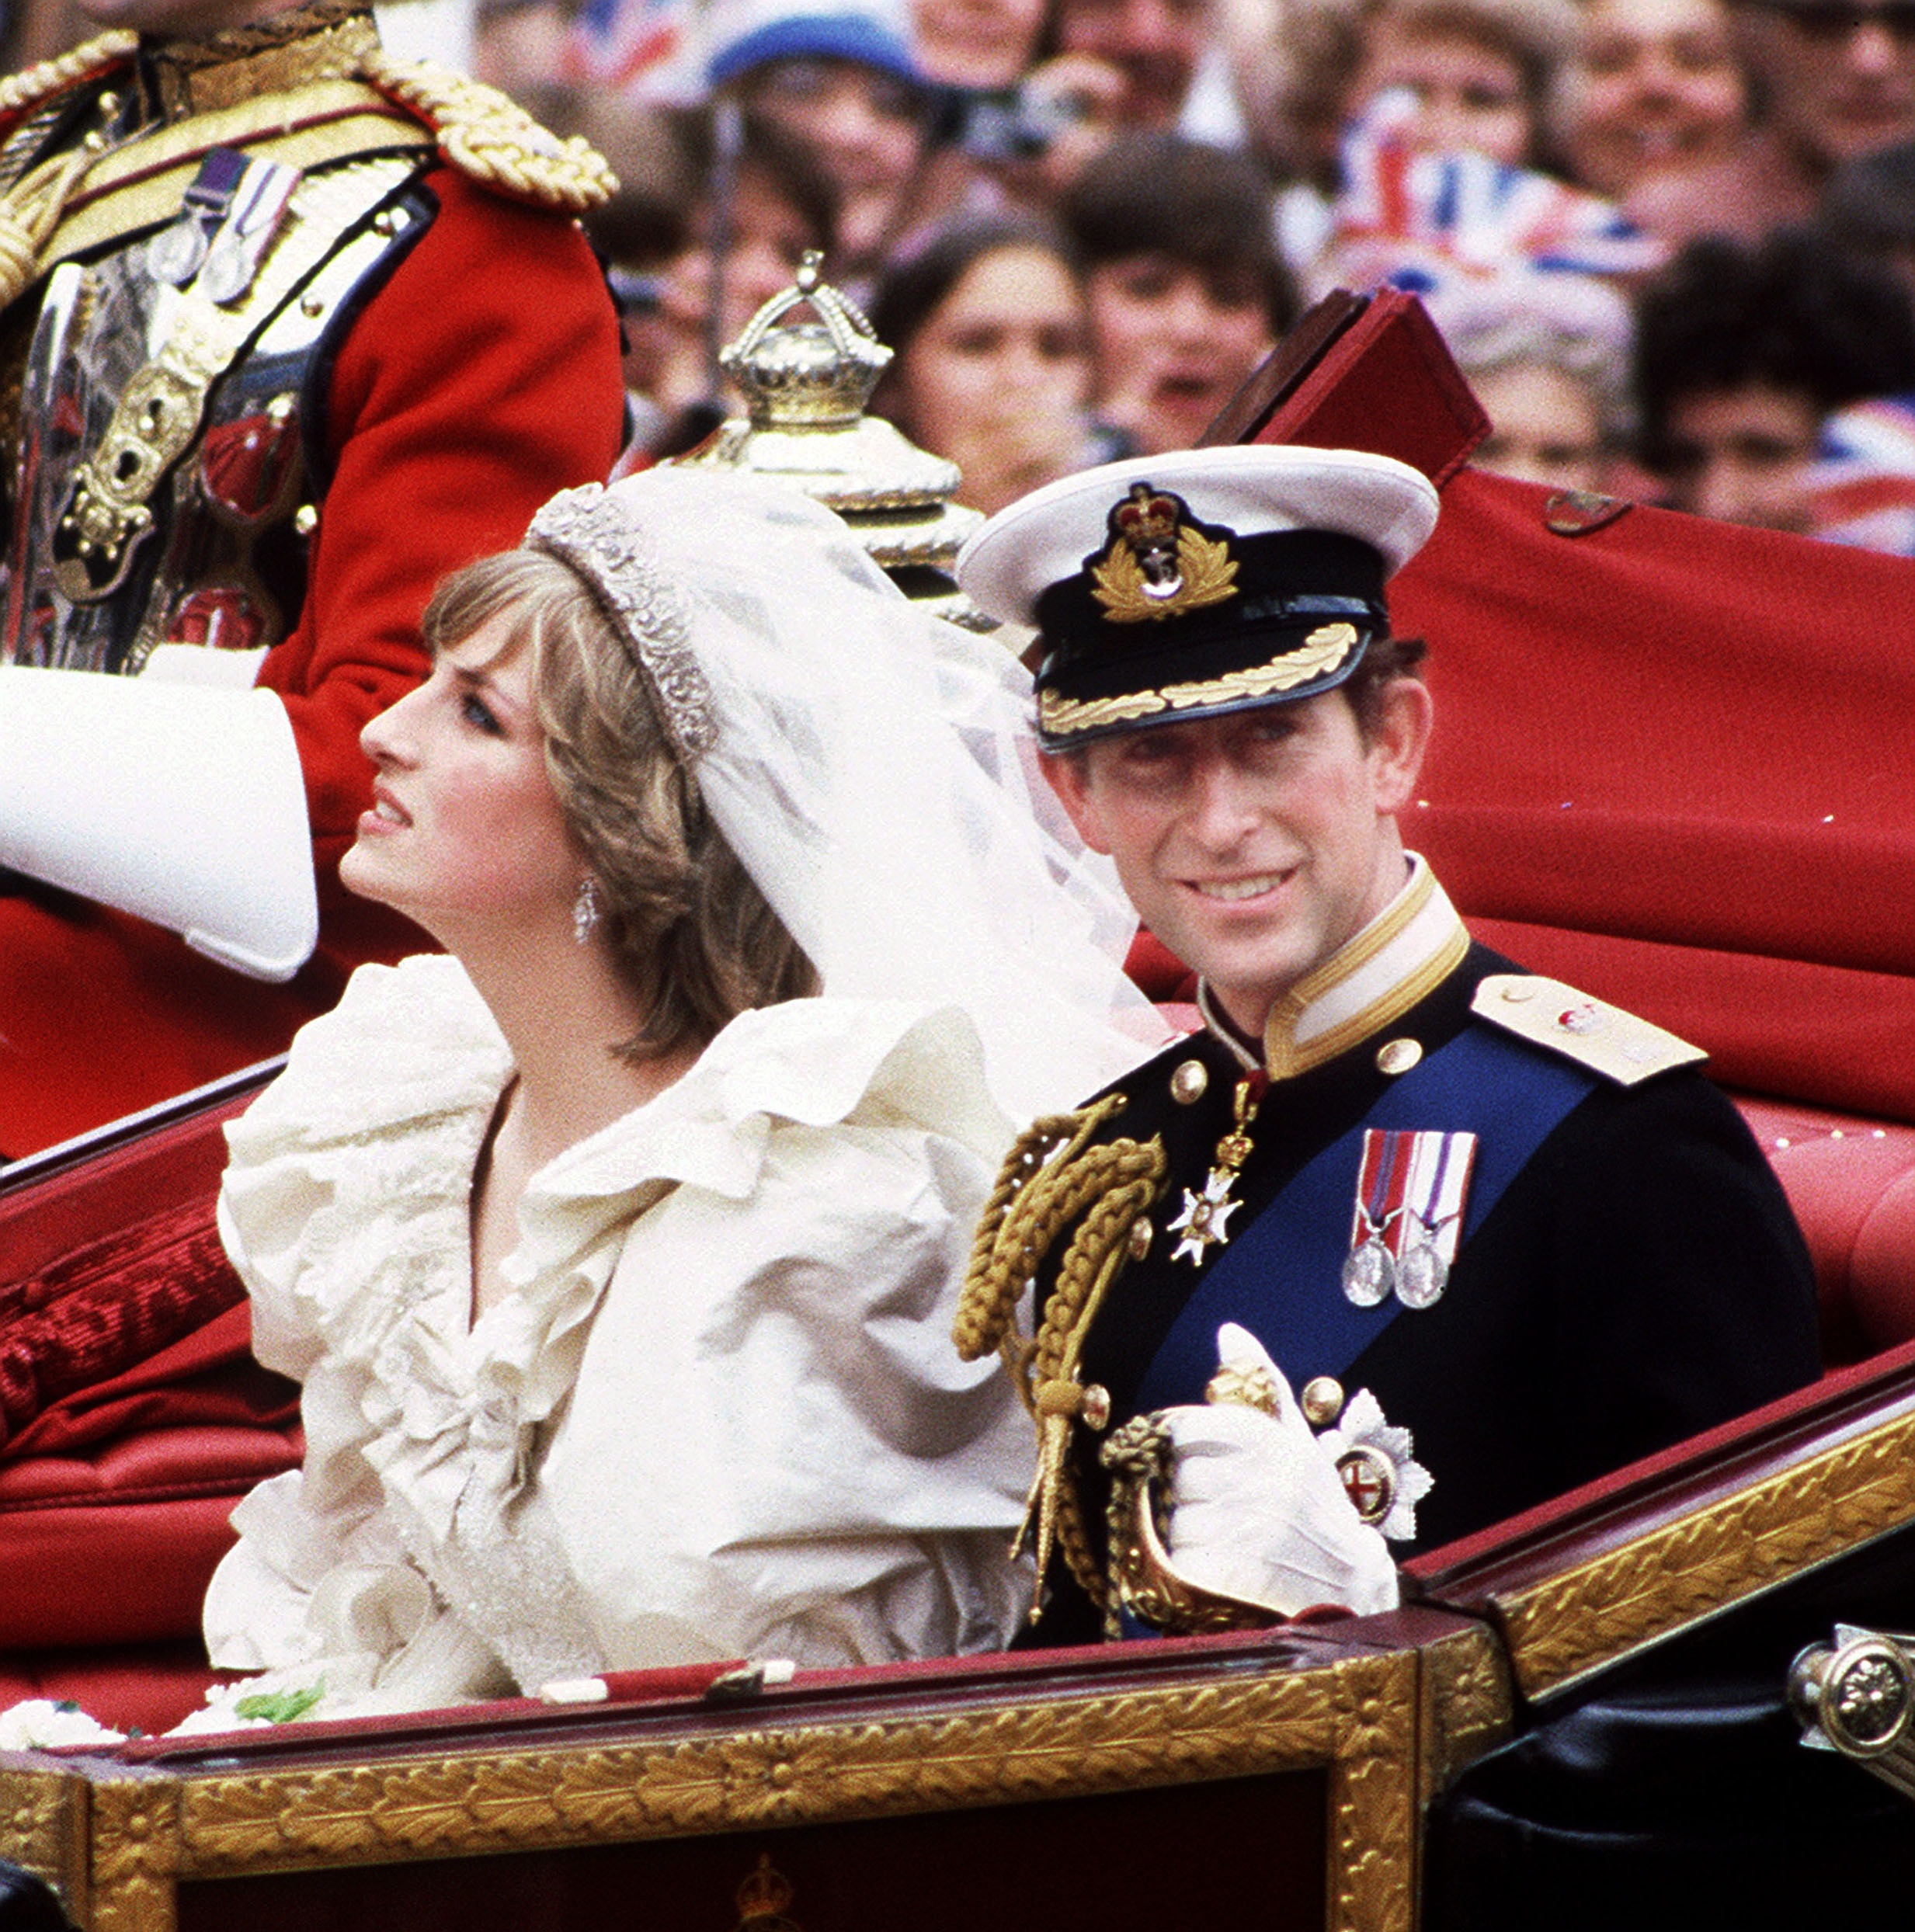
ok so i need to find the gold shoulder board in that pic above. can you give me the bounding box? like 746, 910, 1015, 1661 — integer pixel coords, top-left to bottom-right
1472, 974, 1705, 1086
356, 50, 615, 212
0, 31, 136, 127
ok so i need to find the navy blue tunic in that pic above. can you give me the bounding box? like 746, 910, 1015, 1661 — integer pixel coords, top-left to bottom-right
1027, 943, 1820, 1643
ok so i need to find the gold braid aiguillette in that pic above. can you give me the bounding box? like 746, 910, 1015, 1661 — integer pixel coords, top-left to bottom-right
955, 1093, 1167, 1620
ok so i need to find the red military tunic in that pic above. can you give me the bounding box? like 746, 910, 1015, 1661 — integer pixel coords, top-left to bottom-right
0, 160, 624, 1156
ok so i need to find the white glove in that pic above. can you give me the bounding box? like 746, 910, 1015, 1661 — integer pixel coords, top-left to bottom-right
0, 663, 316, 979
1159, 1323, 1399, 1618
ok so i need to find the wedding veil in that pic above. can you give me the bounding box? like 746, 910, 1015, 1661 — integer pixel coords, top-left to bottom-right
527, 468, 1169, 1122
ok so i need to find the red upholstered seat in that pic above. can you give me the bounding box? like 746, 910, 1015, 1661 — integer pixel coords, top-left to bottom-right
1732, 1099, 1915, 1367
0, 1642, 227, 1739
0, 1310, 298, 1728
0, 1073, 298, 1720
0, 1412, 303, 1645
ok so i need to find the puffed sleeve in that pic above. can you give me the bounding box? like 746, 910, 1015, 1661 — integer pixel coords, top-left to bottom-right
203, 957, 510, 1684
543, 1005, 1035, 1670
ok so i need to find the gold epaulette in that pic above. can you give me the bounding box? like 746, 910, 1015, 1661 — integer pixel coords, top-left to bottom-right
0, 31, 135, 130
1472, 974, 1706, 1086
954, 1095, 1166, 1622
356, 50, 615, 212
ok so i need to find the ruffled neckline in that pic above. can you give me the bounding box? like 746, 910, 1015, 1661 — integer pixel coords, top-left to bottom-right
221, 957, 1010, 1550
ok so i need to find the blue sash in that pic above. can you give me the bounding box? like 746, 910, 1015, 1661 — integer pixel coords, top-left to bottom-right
1133, 1024, 1595, 1410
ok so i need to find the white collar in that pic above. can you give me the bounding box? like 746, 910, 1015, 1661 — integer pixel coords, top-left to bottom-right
1198, 854, 1469, 1082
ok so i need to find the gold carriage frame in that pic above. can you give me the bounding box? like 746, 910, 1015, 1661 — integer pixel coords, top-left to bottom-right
0, 1610, 1516, 1932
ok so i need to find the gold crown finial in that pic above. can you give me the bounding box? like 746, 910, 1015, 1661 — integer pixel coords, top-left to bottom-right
671, 257, 991, 625
720, 256, 890, 429
734, 1853, 801, 1930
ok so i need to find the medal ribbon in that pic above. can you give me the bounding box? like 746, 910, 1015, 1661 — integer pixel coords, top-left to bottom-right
1407, 1128, 1472, 1256
181, 148, 248, 234
1350, 1127, 1405, 1253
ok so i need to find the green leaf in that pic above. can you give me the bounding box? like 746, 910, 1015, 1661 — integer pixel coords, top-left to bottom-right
231, 1681, 326, 1725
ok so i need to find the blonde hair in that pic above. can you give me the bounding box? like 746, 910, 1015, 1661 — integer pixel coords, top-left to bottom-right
422, 550, 818, 1060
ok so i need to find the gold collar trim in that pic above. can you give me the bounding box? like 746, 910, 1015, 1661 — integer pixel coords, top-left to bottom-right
148, 0, 376, 119
1197, 856, 1470, 1083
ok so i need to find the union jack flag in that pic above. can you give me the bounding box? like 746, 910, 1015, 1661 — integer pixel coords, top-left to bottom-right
1322, 90, 1667, 296
1811, 395, 1915, 558
561, 0, 703, 101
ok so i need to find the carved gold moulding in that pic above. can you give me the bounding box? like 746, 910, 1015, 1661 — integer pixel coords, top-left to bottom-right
0, 1627, 1519, 1932
1480, 1399, 1915, 1702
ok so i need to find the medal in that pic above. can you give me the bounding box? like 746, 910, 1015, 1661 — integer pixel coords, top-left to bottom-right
197, 233, 254, 305
1343, 1128, 1478, 1310
1167, 1169, 1241, 1261
1395, 1239, 1447, 1309
147, 216, 210, 287
196, 156, 301, 306
1343, 1129, 1405, 1307
1394, 1132, 1465, 1309
1168, 1072, 1265, 1266
1342, 1237, 1395, 1307
146, 148, 248, 289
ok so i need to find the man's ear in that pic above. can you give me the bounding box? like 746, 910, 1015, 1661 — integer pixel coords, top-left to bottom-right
1367, 677, 1434, 817
1040, 749, 1114, 857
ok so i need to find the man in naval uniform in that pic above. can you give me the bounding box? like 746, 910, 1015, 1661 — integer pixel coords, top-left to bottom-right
0, 0, 626, 1156
953, 444, 1820, 1642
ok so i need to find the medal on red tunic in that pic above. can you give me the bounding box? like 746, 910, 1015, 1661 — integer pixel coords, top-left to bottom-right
198, 157, 301, 305
148, 149, 248, 287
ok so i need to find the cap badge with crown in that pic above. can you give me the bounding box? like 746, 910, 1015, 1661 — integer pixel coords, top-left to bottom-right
1091, 482, 1239, 623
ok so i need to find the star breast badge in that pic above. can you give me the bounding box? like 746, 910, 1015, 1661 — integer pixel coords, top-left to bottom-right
1316, 1388, 1434, 1542
1167, 1169, 1242, 1263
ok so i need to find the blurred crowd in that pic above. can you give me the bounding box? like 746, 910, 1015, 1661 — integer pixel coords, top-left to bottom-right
19, 0, 1915, 543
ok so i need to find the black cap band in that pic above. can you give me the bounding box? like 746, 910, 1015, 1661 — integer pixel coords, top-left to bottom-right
1035, 526, 1388, 658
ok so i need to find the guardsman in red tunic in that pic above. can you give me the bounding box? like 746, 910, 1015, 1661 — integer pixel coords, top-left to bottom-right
0, 0, 626, 1157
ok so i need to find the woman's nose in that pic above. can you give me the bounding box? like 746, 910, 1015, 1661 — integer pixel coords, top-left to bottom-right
360, 688, 416, 766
